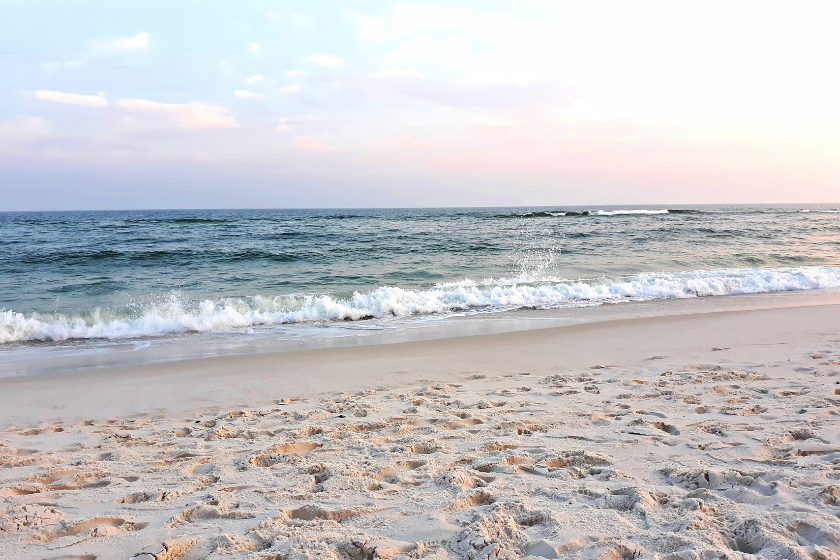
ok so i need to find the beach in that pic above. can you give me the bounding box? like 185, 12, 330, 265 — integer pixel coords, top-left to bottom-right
4, 0, 840, 556
3, 298, 840, 559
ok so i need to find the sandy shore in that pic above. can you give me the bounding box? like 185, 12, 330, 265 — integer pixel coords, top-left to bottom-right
2, 302, 840, 559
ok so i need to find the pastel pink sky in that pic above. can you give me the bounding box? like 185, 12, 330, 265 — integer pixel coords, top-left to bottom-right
1, 1, 838, 209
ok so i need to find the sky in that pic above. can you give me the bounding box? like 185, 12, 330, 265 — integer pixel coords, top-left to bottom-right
1, 0, 839, 210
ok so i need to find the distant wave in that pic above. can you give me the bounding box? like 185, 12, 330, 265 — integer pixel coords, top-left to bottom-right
495, 209, 702, 218
800, 209, 840, 214
2, 266, 839, 343
492, 211, 584, 218
595, 209, 668, 216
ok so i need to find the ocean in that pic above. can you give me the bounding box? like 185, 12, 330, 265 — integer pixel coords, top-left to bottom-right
2, 204, 840, 362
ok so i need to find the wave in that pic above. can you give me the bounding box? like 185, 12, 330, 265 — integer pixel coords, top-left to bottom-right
595, 209, 668, 216
493, 209, 702, 218
800, 209, 840, 214
492, 211, 583, 218
2, 266, 840, 343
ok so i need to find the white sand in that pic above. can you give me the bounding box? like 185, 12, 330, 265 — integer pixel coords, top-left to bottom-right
2, 303, 840, 559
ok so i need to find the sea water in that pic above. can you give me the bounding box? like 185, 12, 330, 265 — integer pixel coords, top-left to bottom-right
1, 205, 839, 357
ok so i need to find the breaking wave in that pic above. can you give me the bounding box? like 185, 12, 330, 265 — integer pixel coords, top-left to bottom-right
595, 209, 668, 216
494, 209, 703, 218
2, 266, 840, 343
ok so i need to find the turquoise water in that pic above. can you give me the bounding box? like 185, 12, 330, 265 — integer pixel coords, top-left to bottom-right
1, 205, 839, 344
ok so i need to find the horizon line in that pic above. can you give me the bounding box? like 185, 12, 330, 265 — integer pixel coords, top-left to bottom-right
2, 202, 840, 214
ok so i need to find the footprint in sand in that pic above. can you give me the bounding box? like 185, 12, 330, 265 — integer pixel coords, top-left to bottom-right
281, 504, 381, 522
371, 460, 425, 483
29, 470, 112, 491
37, 517, 147, 543
172, 503, 254, 525
248, 442, 322, 467
270, 441, 321, 454
410, 441, 441, 454
649, 422, 680, 435
447, 490, 495, 509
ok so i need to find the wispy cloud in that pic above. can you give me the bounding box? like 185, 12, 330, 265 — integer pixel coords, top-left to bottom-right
246, 75, 265, 85
307, 54, 342, 67
234, 90, 263, 99
118, 99, 236, 129
247, 42, 261, 55
0, 116, 50, 144
285, 70, 309, 78
34, 90, 108, 107
111, 32, 149, 50
279, 86, 300, 94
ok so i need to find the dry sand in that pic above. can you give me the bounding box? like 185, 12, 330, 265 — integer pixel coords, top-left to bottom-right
2, 303, 840, 559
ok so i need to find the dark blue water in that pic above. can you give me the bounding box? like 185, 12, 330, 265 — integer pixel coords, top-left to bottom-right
1, 205, 839, 344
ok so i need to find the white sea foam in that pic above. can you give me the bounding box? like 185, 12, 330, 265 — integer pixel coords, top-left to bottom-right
596, 209, 669, 216
2, 266, 840, 343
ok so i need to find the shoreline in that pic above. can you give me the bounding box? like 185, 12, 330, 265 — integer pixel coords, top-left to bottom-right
3, 287, 840, 380
2, 296, 839, 426
1, 298, 840, 558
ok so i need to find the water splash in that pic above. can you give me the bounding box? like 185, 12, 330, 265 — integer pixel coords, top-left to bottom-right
509, 222, 563, 281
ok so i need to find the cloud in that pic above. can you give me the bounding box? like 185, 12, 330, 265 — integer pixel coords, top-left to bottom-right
34, 90, 108, 107
111, 32, 149, 50
117, 98, 236, 129
0, 116, 50, 144
234, 90, 263, 99
277, 118, 290, 132
294, 135, 331, 152
285, 70, 309, 78
279, 86, 300, 94
246, 75, 265, 85
307, 53, 342, 67
248, 42, 261, 54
